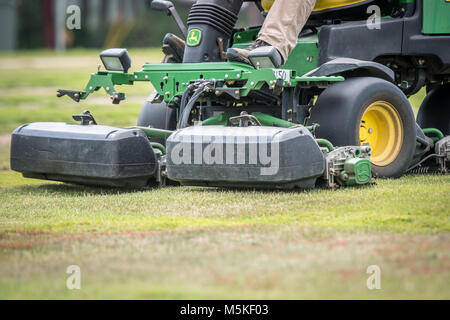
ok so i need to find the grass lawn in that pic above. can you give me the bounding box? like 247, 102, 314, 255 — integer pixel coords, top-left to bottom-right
0, 49, 449, 299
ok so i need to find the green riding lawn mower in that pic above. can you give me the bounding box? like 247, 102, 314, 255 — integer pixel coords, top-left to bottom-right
10, 0, 450, 189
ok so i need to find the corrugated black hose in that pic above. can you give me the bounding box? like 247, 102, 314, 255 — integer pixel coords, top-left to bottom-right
179, 83, 196, 118
178, 82, 213, 129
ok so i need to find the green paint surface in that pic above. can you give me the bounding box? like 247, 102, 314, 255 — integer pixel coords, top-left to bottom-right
423, 0, 450, 34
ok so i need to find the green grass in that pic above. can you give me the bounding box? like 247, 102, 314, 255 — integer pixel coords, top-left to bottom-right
0, 172, 449, 299
0, 48, 161, 134
0, 49, 449, 299
1, 171, 449, 234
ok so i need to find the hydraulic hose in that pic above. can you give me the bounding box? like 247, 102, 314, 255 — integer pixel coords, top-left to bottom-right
179, 83, 196, 118
315, 138, 334, 152
422, 128, 444, 142
178, 83, 208, 128
151, 142, 167, 155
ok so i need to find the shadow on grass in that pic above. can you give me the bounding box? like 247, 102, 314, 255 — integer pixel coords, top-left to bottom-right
6, 181, 317, 197
179, 181, 376, 195
179, 185, 327, 196
6, 183, 151, 196
5, 177, 377, 197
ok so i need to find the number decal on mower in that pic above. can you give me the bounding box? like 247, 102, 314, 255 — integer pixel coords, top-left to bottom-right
273, 69, 291, 82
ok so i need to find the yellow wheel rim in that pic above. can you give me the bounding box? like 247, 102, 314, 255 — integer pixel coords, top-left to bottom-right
360, 101, 403, 167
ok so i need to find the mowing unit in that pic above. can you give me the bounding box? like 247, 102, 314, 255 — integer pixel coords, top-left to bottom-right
11, 0, 450, 189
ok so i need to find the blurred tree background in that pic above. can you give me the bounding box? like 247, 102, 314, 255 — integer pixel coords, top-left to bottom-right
0, 0, 262, 51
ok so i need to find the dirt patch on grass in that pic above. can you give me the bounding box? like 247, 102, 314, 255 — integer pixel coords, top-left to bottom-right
1, 229, 47, 236
0, 227, 207, 250
0, 135, 11, 171
0, 135, 10, 146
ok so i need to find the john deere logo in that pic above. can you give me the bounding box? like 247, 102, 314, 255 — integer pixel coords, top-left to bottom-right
187, 29, 202, 47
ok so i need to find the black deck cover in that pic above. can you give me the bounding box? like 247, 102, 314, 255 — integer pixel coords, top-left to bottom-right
166, 126, 325, 189
10, 123, 157, 187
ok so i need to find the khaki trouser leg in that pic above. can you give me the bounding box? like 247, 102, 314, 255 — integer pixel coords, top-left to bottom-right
258, 0, 317, 63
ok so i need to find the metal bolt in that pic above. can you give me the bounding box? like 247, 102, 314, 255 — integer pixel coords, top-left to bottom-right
225, 74, 229, 79
234, 90, 240, 95
250, 82, 255, 86
134, 75, 138, 79
74, 93, 79, 98
145, 75, 149, 80
165, 91, 170, 96
236, 74, 241, 79
163, 76, 169, 81
368, 128, 373, 134
89, 86, 93, 91
106, 87, 110, 91
287, 109, 293, 114
237, 35, 241, 40
215, 90, 221, 96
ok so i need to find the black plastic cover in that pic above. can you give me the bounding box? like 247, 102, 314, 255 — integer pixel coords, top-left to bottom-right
305, 57, 395, 82
166, 126, 325, 189
183, 0, 243, 63
10, 123, 157, 187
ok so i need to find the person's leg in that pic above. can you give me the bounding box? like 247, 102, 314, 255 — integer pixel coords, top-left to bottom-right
227, 0, 317, 65
258, 0, 317, 63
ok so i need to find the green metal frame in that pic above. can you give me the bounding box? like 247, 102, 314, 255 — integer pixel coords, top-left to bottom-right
66, 61, 343, 105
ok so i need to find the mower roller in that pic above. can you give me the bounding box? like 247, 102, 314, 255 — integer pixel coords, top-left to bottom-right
10, 0, 450, 189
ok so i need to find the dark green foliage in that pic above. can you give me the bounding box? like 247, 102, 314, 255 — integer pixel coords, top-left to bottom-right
17, 0, 44, 49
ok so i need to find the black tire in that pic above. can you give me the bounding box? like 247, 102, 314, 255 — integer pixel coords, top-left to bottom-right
137, 96, 177, 146
417, 83, 450, 136
306, 77, 417, 178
